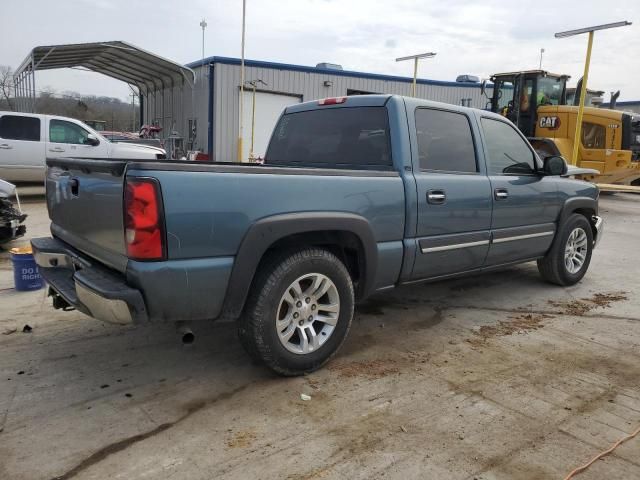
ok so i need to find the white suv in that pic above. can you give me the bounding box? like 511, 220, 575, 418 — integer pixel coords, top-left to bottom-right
0, 112, 166, 183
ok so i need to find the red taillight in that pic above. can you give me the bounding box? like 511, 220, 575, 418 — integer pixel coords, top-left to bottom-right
318, 97, 347, 105
124, 178, 165, 260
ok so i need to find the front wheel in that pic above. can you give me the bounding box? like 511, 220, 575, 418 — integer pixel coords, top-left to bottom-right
537, 213, 594, 286
238, 248, 354, 376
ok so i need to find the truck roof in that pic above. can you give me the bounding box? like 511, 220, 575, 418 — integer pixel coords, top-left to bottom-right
284, 94, 492, 118
284, 94, 393, 114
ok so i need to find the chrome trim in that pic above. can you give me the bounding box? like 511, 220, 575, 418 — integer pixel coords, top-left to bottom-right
75, 282, 133, 325
492, 231, 554, 244
33, 250, 73, 269
421, 239, 489, 253
593, 215, 604, 248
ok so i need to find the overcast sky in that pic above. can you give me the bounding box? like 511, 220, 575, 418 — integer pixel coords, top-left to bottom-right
2, 0, 638, 101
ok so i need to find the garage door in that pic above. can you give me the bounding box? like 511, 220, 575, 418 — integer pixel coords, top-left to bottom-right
240, 91, 301, 162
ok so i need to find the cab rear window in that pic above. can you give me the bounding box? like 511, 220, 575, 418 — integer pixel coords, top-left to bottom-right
265, 107, 392, 170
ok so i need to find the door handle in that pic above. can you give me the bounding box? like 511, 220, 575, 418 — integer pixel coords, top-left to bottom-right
0, 144, 12, 149
48, 147, 65, 153
69, 178, 79, 196
427, 190, 446, 204
494, 188, 509, 200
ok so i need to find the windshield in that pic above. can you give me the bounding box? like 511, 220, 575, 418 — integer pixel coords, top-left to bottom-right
537, 77, 564, 106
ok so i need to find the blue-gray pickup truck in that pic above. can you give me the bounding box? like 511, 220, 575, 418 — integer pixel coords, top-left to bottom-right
32, 94, 603, 375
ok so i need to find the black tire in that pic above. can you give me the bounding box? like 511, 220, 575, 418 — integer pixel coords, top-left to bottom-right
238, 247, 354, 376
537, 213, 594, 286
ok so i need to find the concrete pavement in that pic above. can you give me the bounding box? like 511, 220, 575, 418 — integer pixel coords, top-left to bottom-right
0, 194, 639, 480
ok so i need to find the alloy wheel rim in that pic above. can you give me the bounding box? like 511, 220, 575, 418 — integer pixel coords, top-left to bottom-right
564, 227, 588, 274
275, 273, 340, 355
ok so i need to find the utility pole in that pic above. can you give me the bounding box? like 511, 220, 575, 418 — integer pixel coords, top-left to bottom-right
555, 21, 631, 165
237, 0, 247, 162
395, 52, 437, 97
245, 79, 267, 160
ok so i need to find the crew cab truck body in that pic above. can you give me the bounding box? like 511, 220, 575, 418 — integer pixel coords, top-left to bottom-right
0, 111, 166, 183
32, 95, 602, 375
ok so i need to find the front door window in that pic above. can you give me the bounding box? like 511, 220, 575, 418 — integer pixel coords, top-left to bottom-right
49, 120, 92, 145
481, 118, 536, 175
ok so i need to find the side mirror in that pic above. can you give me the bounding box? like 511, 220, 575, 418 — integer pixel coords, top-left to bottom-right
86, 134, 100, 146
543, 155, 568, 176
480, 79, 487, 97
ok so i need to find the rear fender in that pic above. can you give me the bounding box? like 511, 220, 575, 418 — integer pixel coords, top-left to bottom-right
221, 212, 378, 319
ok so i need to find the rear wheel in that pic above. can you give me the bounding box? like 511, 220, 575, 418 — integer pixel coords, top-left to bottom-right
537, 213, 593, 286
238, 248, 354, 376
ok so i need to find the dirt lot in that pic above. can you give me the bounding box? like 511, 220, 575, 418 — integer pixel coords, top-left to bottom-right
1, 194, 639, 480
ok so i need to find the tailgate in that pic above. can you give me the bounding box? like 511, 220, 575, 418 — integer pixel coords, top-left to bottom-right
46, 158, 128, 272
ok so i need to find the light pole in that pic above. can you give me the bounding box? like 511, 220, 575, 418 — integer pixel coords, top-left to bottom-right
245, 79, 267, 160
199, 19, 207, 81
539, 48, 545, 69
555, 21, 631, 165
395, 52, 436, 97
237, 0, 247, 162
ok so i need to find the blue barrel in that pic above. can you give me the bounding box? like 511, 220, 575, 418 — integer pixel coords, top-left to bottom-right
10, 249, 43, 291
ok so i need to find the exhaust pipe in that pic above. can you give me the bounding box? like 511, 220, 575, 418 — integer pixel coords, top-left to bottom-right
610, 90, 620, 110
176, 322, 195, 345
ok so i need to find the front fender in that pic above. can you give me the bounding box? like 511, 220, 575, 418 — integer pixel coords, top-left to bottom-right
558, 196, 598, 225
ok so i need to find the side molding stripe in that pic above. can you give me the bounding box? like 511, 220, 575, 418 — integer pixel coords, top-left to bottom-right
492, 231, 554, 244
421, 240, 489, 253
420, 230, 555, 254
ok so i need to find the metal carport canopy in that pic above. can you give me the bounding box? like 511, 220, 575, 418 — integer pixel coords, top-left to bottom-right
14, 41, 195, 111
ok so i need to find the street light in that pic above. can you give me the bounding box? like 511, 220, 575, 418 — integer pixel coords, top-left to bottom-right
555, 21, 631, 165
395, 52, 436, 97
199, 19, 207, 58
199, 18, 207, 80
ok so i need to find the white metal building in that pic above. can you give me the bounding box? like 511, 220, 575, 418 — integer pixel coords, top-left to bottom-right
143, 56, 489, 162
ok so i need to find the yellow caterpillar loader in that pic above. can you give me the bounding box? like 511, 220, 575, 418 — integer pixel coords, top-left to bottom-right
482, 70, 640, 186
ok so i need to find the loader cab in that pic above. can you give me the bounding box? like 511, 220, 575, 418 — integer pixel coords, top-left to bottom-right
483, 70, 569, 137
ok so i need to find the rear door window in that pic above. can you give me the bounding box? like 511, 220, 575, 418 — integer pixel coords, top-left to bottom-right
0, 115, 40, 141
415, 108, 477, 173
265, 107, 392, 169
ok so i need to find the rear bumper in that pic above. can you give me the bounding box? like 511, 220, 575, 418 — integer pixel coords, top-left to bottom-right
31, 237, 147, 325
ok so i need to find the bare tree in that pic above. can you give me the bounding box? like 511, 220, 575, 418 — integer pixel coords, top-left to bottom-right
0, 65, 15, 111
